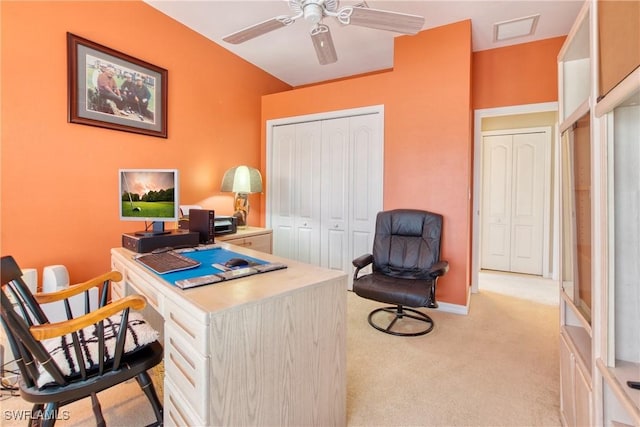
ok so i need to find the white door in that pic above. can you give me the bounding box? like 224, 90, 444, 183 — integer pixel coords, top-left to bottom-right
320, 114, 382, 288
320, 117, 350, 272
271, 121, 321, 264
481, 134, 512, 271
271, 124, 296, 259
269, 106, 384, 288
348, 114, 383, 285
481, 130, 546, 275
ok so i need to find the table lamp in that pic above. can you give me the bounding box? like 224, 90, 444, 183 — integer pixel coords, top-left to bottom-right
221, 165, 263, 227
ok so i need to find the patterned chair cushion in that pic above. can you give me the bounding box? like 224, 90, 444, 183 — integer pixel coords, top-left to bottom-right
38, 311, 159, 387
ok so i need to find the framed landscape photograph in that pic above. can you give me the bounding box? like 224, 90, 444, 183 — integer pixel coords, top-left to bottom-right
67, 33, 167, 138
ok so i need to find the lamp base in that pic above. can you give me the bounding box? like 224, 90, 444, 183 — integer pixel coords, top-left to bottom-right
233, 193, 249, 227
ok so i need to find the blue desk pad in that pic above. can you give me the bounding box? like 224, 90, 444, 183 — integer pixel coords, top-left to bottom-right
139, 247, 285, 289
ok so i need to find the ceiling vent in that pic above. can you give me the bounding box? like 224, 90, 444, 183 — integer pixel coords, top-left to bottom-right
493, 14, 540, 42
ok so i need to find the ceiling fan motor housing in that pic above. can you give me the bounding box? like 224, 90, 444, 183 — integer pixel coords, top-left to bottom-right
303, 0, 324, 24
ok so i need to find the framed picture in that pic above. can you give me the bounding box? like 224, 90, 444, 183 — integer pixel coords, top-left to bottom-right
67, 33, 167, 138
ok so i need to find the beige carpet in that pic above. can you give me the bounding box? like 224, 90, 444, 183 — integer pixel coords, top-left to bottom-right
346, 290, 561, 426
1, 290, 560, 426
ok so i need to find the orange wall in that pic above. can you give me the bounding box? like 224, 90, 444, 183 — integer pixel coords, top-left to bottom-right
1, 1, 290, 282
2, 1, 564, 306
261, 27, 564, 307
473, 36, 565, 109
262, 21, 474, 306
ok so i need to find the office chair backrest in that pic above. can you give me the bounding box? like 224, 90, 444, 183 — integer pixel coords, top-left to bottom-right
372, 209, 443, 279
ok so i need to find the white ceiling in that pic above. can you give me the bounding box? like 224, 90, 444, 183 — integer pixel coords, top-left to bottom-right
145, 0, 583, 87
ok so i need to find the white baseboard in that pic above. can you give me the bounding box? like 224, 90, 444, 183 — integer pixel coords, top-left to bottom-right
435, 301, 469, 315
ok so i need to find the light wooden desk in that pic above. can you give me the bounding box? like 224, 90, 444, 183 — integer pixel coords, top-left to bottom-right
215, 226, 272, 253
110, 243, 347, 426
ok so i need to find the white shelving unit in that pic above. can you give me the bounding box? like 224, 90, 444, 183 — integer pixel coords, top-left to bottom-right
596, 67, 640, 427
558, 2, 595, 424
559, 1, 640, 425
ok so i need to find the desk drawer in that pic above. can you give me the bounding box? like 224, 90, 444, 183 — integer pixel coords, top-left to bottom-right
164, 377, 208, 426
125, 268, 162, 313
224, 232, 272, 253
110, 257, 126, 301
164, 298, 208, 355
111, 281, 125, 301
164, 325, 209, 419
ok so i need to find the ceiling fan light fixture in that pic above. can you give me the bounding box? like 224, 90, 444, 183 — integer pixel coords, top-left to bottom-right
311, 24, 337, 65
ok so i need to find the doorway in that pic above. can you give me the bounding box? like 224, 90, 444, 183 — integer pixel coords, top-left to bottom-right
472, 103, 560, 304
480, 127, 550, 275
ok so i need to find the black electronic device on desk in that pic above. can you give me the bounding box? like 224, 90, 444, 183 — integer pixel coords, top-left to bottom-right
122, 230, 199, 253
189, 209, 216, 243
214, 215, 237, 235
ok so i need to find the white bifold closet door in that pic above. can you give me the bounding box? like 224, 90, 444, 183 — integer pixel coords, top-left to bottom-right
270, 113, 383, 288
271, 121, 322, 265
481, 130, 547, 275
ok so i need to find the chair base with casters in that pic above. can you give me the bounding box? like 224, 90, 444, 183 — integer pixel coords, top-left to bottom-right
368, 305, 434, 336
352, 209, 449, 337
1, 255, 164, 427
353, 268, 442, 337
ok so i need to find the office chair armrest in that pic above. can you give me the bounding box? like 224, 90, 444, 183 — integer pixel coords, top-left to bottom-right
353, 253, 373, 269
33, 271, 122, 305
29, 294, 146, 340
352, 253, 373, 281
428, 261, 449, 278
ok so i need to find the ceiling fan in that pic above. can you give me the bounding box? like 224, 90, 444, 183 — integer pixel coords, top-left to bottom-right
222, 0, 425, 65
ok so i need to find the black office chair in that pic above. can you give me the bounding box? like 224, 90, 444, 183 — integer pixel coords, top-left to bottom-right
0, 255, 164, 427
352, 209, 449, 336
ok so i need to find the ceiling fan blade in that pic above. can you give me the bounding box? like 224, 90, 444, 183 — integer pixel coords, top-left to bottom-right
223, 16, 294, 44
340, 7, 425, 34
311, 24, 337, 65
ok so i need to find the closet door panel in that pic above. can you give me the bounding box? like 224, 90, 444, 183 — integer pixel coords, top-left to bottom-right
321, 118, 349, 272
294, 121, 322, 265
271, 124, 296, 258
349, 114, 383, 282
326, 230, 346, 270
481, 135, 512, 271
510, 133, 545, 275
270, 109, 383, 286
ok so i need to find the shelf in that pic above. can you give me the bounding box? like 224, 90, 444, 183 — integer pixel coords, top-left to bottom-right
562, 291, 592, 336
558, 1, 591, 122
559, 1, 640, 426
595, 67, 640, 118
563, 324, 592, 376
597, 358, 640, 426
560, 99, 590, 134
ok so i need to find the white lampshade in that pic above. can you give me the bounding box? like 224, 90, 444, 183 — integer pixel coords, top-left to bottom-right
221, 166, 263, 194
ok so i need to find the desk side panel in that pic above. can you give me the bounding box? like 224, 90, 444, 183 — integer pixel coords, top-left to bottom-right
208, 276, 347, 426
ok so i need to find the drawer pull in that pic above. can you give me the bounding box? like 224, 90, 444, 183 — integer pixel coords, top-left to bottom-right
168, 394, 189, 425
169, 353, 195, 387
169, 313, 196, 339
169, 337, 195, 369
